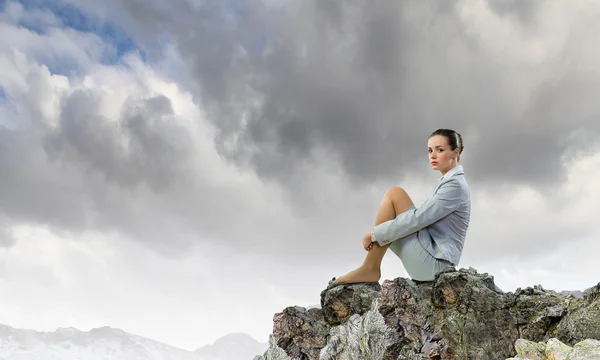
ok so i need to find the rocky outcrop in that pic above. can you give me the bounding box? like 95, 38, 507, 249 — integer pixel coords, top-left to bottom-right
254, 267, 600, 360
557, 283, 600, 344
507, 338, 600, 359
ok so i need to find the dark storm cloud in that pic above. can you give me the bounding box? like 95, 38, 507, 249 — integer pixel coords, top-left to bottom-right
82, 0, 600, 191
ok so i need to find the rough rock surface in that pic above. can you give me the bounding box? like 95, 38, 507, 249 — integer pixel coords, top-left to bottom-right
253, 336, 293, 360
320, 282, 382, 326
254, 268, 600, 360
270, 306, 330, 359
319, 299, 399, 360
508, 337, 600, 360
557, 283, 600, 343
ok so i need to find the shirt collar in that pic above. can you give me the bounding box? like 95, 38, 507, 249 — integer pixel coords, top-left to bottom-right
439, 164, 463, 182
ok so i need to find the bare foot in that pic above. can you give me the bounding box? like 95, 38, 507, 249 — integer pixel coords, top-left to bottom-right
332, 266, 381, 285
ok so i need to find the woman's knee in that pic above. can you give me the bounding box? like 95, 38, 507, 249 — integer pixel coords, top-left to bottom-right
384, 186, 413, 211
385, 186, 409, 200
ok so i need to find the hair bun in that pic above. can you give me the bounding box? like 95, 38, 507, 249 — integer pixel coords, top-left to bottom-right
457, 132, 464, 153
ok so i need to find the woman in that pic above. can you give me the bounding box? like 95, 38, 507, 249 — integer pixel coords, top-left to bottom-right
331, 129, 471, 285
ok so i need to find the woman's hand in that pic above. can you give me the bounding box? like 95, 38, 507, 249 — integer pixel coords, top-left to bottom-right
363, 229, 374, 251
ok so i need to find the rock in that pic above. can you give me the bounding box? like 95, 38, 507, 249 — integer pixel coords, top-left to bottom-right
510, 285, 568, 341
427, 268, 520, 359
270, 306, 330, 360
514, 339, 545, 359
557, 290, 584, 299
320, 282, 382, 326
377, 267, 566, 359
567, 339, 600, 360
258, 268, 600, 360
253, 336, 293, 360
557, 283, 600, 344
544, 338, 571, 360
319, 299, 399, 360
507, 338, 600, 360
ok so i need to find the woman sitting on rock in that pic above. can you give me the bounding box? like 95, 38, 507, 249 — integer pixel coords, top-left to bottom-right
331, 128, 471, 285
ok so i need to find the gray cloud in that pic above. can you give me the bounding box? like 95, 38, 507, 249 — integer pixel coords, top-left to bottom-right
43, 91, 191, 191
78, 0, 600, 193
487, 0, 539, 24
0, 97, 255, 254
2, 0, 600, 264
0, 49, 359, 259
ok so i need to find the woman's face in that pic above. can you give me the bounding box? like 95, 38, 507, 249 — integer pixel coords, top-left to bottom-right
427, 135, 458, 174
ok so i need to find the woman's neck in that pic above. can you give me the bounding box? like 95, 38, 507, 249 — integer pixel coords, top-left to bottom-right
440, 162, 458, 176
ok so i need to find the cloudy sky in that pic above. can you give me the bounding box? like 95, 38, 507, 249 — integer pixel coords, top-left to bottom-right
1, 0, 600, 351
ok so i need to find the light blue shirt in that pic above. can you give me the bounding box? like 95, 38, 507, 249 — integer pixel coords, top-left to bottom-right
372, 164, 471, 266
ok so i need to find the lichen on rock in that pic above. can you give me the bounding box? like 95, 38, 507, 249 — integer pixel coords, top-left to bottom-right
254, 268, 600, 360
544, 337, 572, 359
514, 338, 545, 359
508, 337, 600, 360
557, 283, 600, 344
319, 298, 398, 360
253, 335, 293, 360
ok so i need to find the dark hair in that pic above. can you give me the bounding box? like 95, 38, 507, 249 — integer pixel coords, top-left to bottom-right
429, 129, 464, 162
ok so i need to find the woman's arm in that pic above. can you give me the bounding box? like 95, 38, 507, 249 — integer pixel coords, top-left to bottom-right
372, 180, 463, 246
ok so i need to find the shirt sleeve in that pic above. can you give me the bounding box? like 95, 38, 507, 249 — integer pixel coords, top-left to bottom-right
372, 179, 463, 246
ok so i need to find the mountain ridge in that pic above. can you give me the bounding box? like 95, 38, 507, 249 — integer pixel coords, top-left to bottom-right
0, 322, 267, 360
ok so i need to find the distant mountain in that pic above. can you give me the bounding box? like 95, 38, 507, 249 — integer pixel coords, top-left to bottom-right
0, 323, 266, 360
195, 333, 268, 360
558, 290, 584, 299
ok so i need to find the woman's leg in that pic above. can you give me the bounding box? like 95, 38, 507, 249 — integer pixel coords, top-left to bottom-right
332, 186, 414, 285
